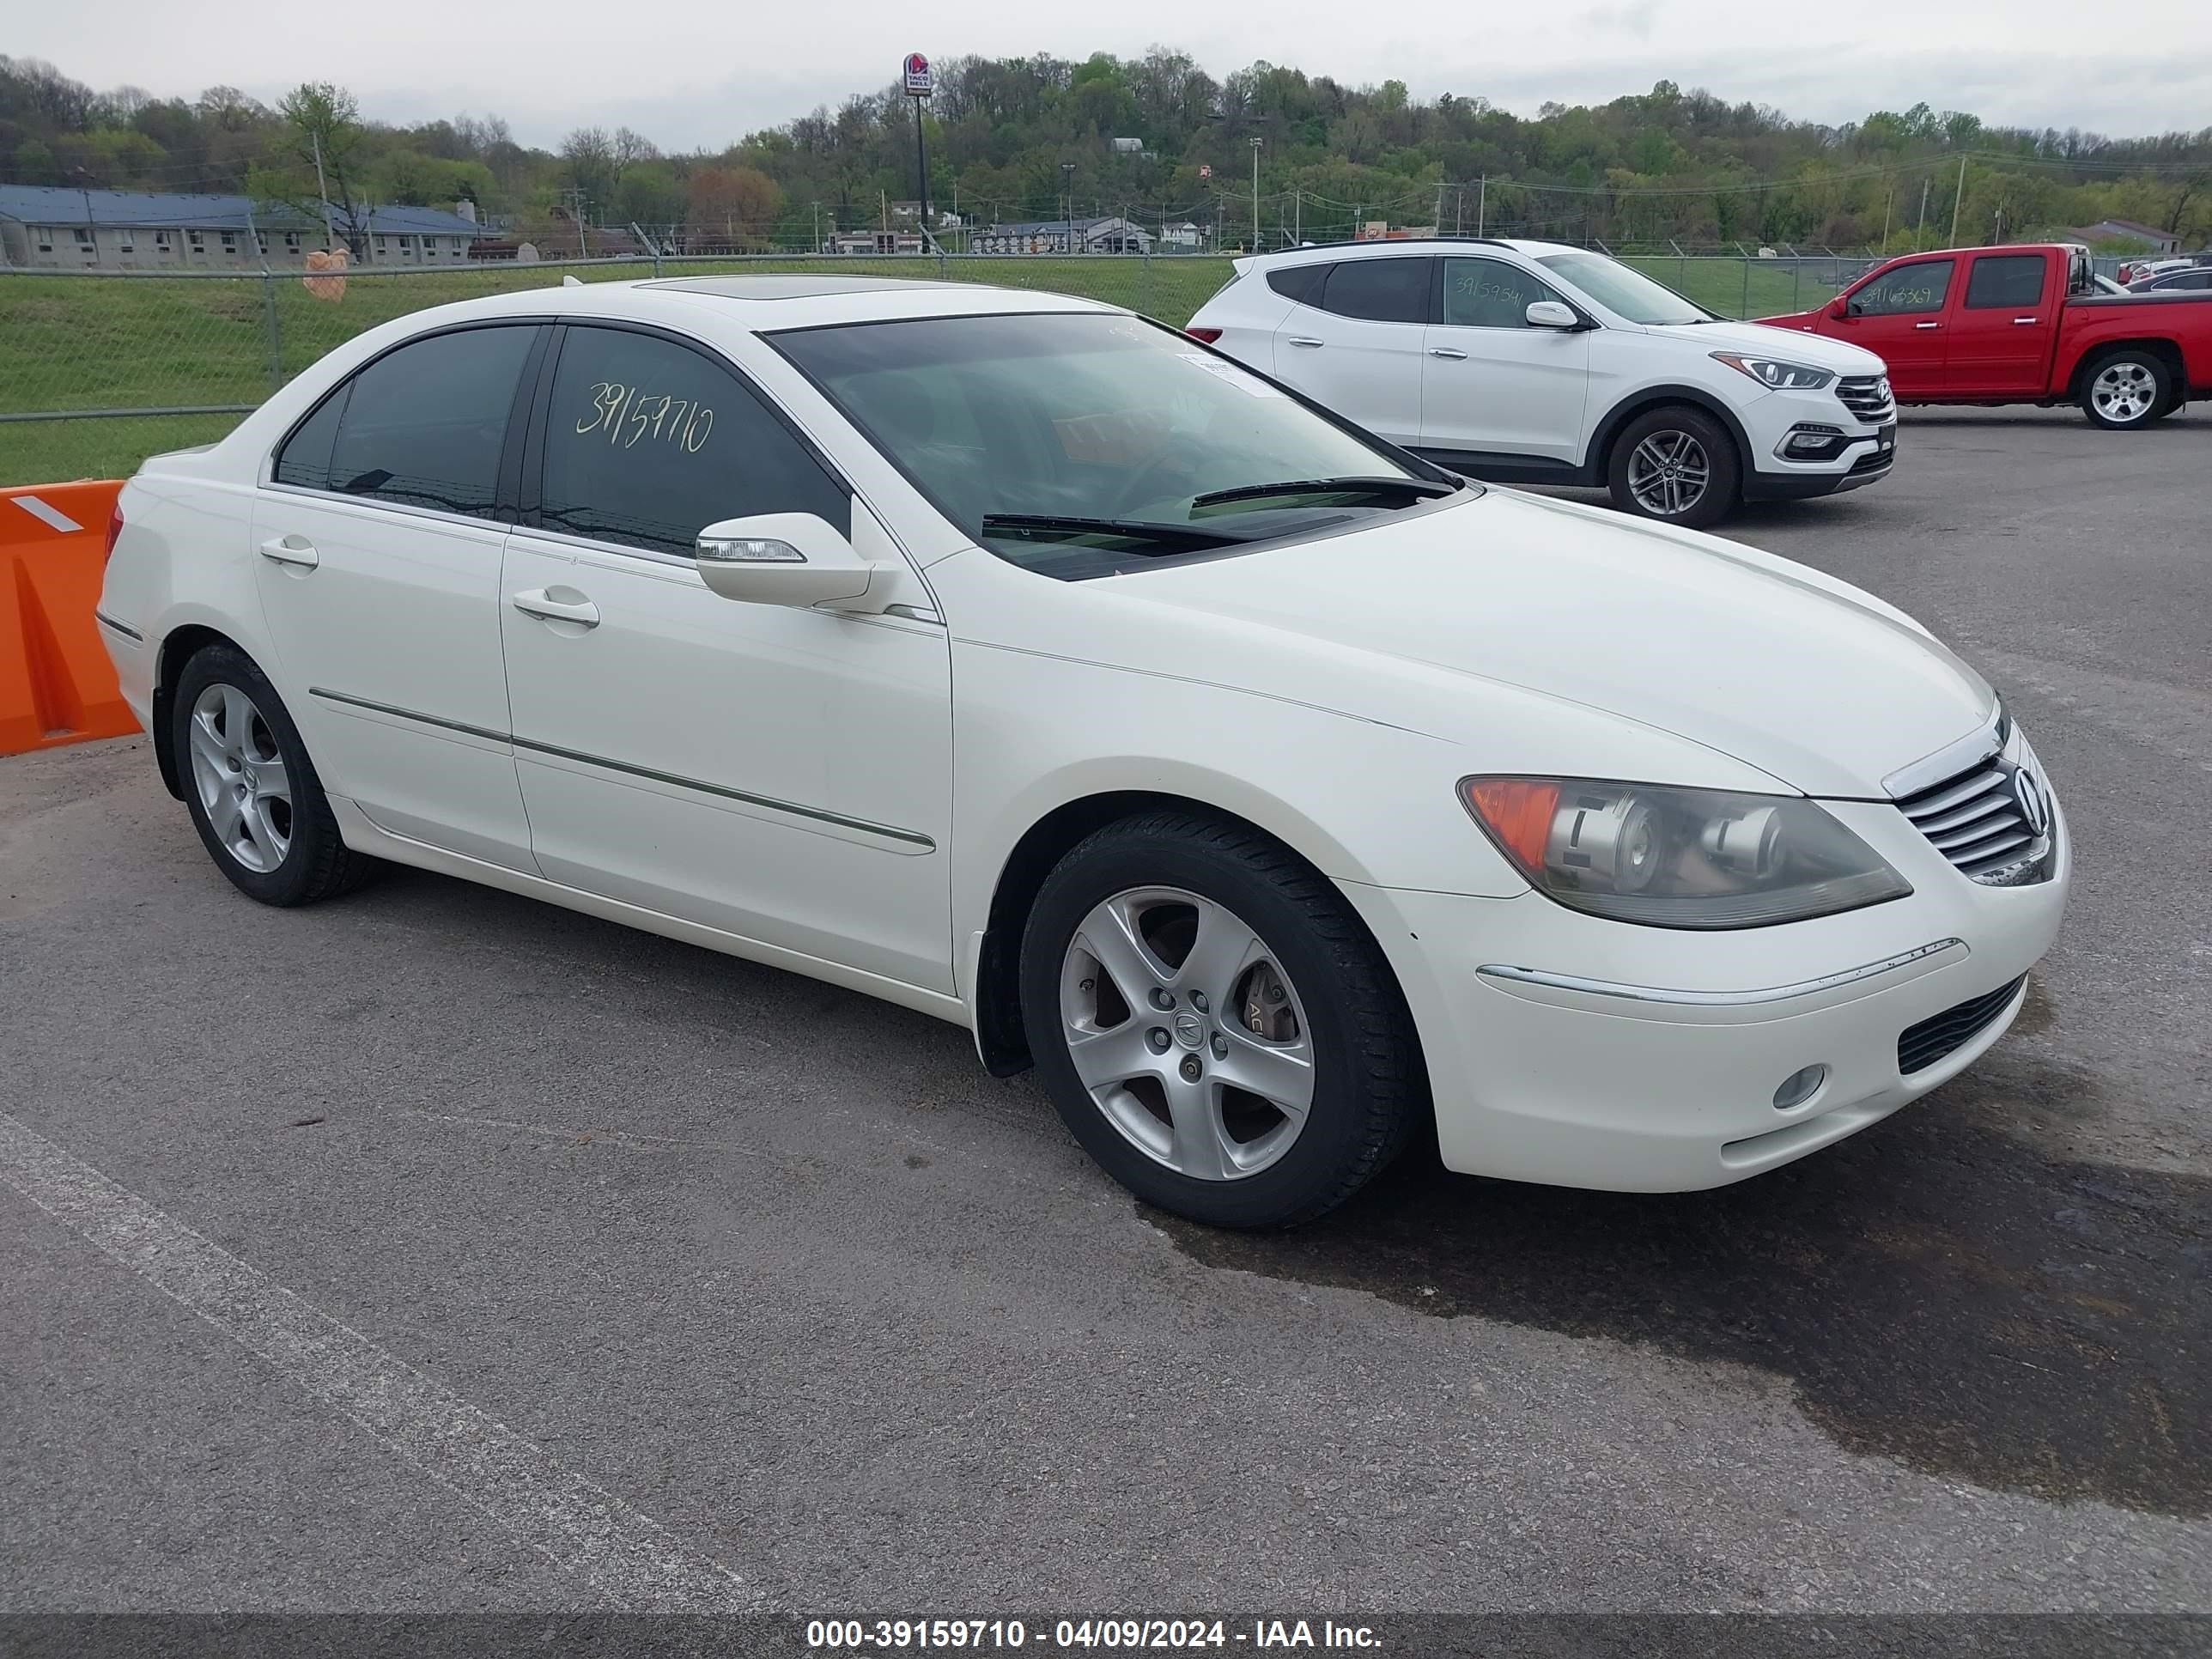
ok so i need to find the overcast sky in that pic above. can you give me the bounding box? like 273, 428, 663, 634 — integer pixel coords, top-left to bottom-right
24, 0, 2212, 153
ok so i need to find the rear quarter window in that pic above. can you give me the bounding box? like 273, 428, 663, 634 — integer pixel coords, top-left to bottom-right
1266, 264, 1330, 306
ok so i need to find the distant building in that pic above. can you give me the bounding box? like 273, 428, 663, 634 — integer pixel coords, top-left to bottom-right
825, 228, 928, 254
1158, 221, 1206, 248
971, 216, 1154, 254
2069, 218, 2180, 252
0, 185, 487, 270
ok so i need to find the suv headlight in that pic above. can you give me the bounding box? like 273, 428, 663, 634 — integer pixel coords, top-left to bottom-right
1459, 777, 1911, 928
1711, 351, 1835, 391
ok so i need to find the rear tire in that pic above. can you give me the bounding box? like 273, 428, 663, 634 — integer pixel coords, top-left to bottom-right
2079, 348, 2172, 429
171, 643, 380, 906
1607, 405, 1741, 529
1019, 811, 1422, 1229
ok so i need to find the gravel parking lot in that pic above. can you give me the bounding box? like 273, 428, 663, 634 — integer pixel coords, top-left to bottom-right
3, 404, 2208, 1614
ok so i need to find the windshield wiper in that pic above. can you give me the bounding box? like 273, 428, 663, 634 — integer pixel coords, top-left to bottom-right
1188, 475, 1459, 510
978, 512, 1248, 551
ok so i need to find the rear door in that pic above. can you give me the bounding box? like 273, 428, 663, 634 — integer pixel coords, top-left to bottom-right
1947, 252, 2054, 397
1266, 256, 1433, 445
1419, 255, 1589, 464
1833, 258, 1956, 398
252, 321, 544, 872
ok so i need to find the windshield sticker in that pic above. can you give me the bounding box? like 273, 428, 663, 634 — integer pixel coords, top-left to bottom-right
574, 382, 715, 453
1176, 352, 1283, 398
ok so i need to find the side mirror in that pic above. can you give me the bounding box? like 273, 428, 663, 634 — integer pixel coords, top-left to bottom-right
1829, 297, 1852, 320
1525, 300, 1581, 331
694, 513, 886, 610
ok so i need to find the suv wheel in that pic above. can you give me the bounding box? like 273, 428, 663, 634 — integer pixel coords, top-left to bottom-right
1607, 406, 1741, 529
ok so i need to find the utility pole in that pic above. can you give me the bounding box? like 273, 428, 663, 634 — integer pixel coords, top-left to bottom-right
811, 201, 821, 252
1917, 178, 1931, 246
1948, 154, 1966, 246
1292, 188, 1300, 245
312, 131, 333, 250
1249, 136, 1262, 251
1477, 174, 1487, 236
1881, 188, 1893, 250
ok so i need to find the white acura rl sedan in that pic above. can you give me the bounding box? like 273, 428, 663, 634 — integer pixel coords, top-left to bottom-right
96, 276, 2068, 1228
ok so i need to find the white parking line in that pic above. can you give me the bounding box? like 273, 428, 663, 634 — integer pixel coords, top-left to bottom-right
0, 1109, 760, 1612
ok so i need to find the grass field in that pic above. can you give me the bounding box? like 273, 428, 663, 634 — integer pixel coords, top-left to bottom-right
2, 252, 1849, 487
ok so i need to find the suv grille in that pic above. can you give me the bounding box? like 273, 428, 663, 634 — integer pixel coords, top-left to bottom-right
1836, 374, 1894, 423
1899, 975, 2026, 1074
1893, 754, 2048, 883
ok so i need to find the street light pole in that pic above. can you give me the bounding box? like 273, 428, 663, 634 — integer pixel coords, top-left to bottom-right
1249, 137, 1262, 251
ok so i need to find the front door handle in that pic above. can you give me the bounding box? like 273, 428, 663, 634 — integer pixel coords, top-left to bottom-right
258, 535, 319, 569
1914, 320, 1942, 330
1428, 347, 1469, 360
1287, 336, 1324, 349
2013, 316, 2039, 325
511, 588, 600, 629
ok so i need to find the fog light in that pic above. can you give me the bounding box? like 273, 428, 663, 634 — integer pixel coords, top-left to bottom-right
1772, 1064, 1827, 1110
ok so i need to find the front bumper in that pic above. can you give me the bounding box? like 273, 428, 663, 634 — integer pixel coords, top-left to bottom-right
1340, 796, 2069, 1192
1739, 384, 1897, 501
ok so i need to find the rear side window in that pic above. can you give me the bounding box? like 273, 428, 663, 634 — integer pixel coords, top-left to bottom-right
272, 386, 347, 489
1267, 264, 1329, 306
538, 325, 848, 556
1964, 255, 2046, 310
1320, 258, 1432, 325
320, 325, 537, 516
1850, 260, 1954, 317
2157, 269, 2212, 290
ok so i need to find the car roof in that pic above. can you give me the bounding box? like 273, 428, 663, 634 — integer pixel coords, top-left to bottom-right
1244, 237, 1582, 266
389, 274, 1120, 335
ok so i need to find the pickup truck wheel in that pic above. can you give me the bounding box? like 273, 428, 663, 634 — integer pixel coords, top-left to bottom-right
2080, 349, 2172, 429
1607, 406, 1741, 529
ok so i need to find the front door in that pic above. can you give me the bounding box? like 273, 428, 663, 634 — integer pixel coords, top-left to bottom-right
252, 321, 544, 871
1947, 252, 2053, 398
1267, 256, 1433, 445
498, 322, 955, 993
1831, 258, 1956, 399
1419, 256, 1589, 465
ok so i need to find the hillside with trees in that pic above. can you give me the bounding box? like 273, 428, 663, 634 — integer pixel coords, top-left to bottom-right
4, 49, 2208, 255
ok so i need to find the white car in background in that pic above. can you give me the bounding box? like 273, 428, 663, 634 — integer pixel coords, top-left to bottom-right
1187, 238, 1898, 528
99, 276, 2064, 1230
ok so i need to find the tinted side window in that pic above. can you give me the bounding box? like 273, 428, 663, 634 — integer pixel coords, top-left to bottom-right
325, 325, 536, 516
2158, 269, 2212, 290
1964, 254, 2046, 309
1850, 260, 1954, 317
1267, 264, 1329, 306
539, 326, 848, 556
1442, 257, 1569, 328
1321, 258, 1432, 324
273, 385, 348, 489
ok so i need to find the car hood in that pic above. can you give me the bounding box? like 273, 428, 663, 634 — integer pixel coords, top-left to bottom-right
1120, 489, 1991, 798
1642, 318, 1886, 374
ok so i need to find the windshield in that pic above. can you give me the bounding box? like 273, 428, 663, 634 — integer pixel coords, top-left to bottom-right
771, 312, 1450, 573
1535, 252, 1713, 326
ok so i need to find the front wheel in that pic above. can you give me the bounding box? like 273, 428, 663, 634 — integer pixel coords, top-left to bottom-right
1607, 406, 1741, 529
1019, 811, 1423, 1229
2080, 349, 2172, 429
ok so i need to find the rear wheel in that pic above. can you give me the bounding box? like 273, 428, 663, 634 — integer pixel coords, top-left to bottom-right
171, 643, 380, 906
1607, 405, 1741, 529
1020, 811, 1422, 1229
2079, 349, 2172, 429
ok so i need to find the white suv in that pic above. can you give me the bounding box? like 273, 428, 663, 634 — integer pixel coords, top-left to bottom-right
1187, 239, 1897, 528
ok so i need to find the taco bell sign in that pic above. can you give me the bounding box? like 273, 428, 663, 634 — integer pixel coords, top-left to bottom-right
903, 52, 933, 97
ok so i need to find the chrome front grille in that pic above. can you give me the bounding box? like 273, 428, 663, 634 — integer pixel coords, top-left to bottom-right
1893, 753, 2050, 884
1836, 374, 1894, 423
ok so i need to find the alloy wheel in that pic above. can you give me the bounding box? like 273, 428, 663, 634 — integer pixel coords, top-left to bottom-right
1059, 886, 1316, 1182
1626, 430, 1711, 516
2091, 361, 2159, 424
187, 683, 293, 872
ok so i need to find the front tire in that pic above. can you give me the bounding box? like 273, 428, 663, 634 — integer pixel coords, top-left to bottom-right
1019, 810, 1422, 1229
171, 643, 380, 906
2080, 349, 2172, 429
1607, 405, 1741, 529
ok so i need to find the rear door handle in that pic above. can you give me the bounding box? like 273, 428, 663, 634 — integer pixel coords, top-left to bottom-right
1428, 347, 1469, 360
1914, 321, 1942, 330
1287, 336, 1324, 349
258, 535, 319, 569
511, 588, 600, 629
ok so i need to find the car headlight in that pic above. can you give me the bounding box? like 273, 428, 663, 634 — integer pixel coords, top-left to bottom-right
1711, 351, 1835, 391
1459, 777, 1911, 928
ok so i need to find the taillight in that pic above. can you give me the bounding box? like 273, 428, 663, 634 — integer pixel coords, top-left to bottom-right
1185, 326, 1224, 344
104, 498, 125, 566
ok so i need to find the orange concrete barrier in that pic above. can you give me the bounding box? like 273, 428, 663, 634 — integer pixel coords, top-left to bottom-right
2, 480, 140, 757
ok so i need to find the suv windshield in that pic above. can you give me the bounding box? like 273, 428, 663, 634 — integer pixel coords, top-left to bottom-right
771, 312, 1455, 574
1535, 252, 1713, 326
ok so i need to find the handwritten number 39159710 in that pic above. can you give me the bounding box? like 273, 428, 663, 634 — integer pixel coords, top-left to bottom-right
576, 383, 714, 453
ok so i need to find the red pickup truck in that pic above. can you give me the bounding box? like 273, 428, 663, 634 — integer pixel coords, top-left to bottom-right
1761, 243, 2212, 429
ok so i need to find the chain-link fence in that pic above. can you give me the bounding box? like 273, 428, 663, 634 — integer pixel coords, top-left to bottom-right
0, 252, 1864, 487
